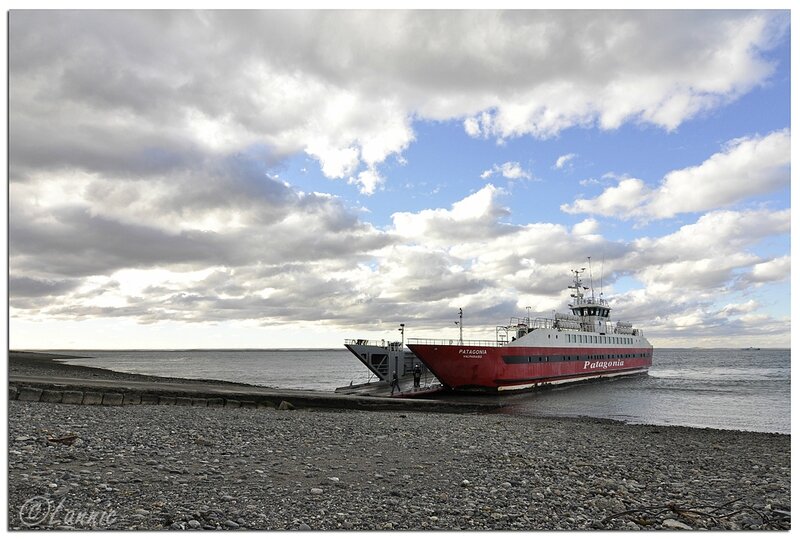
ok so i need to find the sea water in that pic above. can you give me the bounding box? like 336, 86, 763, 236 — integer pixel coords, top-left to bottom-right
47, 347, 789, 434
500, 348, 790, 434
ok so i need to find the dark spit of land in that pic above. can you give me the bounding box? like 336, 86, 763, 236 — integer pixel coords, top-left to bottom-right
7, 351, 791, 531
9, 350, 263, 388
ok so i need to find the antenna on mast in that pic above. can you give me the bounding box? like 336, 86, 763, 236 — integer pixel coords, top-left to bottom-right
600, 254, 605, 299
454, 308, 463, 344
587, 256, 595, 299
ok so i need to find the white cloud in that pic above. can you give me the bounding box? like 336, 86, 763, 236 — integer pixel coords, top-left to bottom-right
7, 11, 790, 347
480, 161, 532, 180
391, 184, 512, 245
349, 168, 384, 195
10, 11, 787, 192
741, 255, 790, 285
720, 300, 760, 316
571, 218, 599, 236
564, 177, 649, 217
554, 153, 576, 169
305, 142, 360, 179
632, 209, 790, 265
562, 129, 790, 219
648, 129, 790, 218
10, 170, 791, 347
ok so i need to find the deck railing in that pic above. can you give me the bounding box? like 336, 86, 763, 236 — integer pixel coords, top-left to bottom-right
344, 339, 404, 350
352, 319, 645, 349
406, 338, 504, 347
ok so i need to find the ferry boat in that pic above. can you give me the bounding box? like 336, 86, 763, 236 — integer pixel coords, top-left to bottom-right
340, 338, 441, 397
344, 337, 421, 382
407, 268, 652, 392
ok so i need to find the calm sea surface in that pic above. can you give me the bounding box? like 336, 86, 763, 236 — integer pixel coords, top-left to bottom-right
47, 348, 789, 434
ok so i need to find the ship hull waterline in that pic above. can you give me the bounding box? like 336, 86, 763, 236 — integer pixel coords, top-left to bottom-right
406, 344, 652, 393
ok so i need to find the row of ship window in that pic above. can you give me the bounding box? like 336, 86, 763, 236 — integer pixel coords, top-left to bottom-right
502, 352, 652, 364
565, 333, 636, 345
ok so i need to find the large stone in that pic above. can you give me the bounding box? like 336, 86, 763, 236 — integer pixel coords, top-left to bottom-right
40, 390, 64, 403
278, 400, 295, 411
9, 386, 18, 400
123, 393, 142, 405
191, 398, 209, 407
224, 399, 241, 408
175, 397, 192, 406
102, 393, 124, 406
140, 394, 160, 405
62, 391, 84, 404
207, 398, 224, 408
662, 519, 692, 530
17, 387, 43, 402
82, 392, 103, 405
158, 396, 177, 405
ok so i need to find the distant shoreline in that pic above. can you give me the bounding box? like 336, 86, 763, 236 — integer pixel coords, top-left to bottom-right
8, 350, 262, 389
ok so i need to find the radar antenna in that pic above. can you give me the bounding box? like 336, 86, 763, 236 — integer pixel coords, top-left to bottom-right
569, 268, 587, 300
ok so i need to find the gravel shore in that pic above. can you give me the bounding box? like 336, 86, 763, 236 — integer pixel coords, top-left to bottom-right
8, 399, 790, 531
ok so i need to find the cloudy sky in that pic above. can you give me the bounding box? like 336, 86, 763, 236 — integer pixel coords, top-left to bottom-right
8, 9, 791, 349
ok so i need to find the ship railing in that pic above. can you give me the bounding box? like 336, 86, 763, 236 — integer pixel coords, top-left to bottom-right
344, 339, 404, 350
532, 317, 556, 329
571, 297, 609, 307
522, 318, 641, 335
407, 338, 504, 347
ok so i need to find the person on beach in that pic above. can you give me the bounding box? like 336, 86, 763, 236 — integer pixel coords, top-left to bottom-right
390, 370, 401, 395
413, 364, 422, 389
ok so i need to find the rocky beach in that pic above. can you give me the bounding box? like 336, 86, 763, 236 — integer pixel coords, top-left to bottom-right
7, 353, 791, 531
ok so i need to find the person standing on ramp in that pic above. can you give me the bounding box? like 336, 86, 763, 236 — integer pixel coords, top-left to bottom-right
390, 370, 401, 395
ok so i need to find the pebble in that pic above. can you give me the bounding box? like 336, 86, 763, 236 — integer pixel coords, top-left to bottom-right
662, 518, 692, 530
6, 400, 790, 531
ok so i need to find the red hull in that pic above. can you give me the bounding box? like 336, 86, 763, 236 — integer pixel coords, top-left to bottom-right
407, 344, 652, 392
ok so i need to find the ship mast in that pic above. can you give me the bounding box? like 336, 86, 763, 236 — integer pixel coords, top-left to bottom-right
569, 267, 587, 302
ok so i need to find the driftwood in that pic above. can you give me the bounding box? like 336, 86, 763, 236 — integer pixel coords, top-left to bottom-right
601, 498, 790, 530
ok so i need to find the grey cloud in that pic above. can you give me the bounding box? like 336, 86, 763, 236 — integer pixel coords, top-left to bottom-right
11, 10, 786, 181
7, 10, 789, 342
10, 206, 234, 278
9, 275, 81, 298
